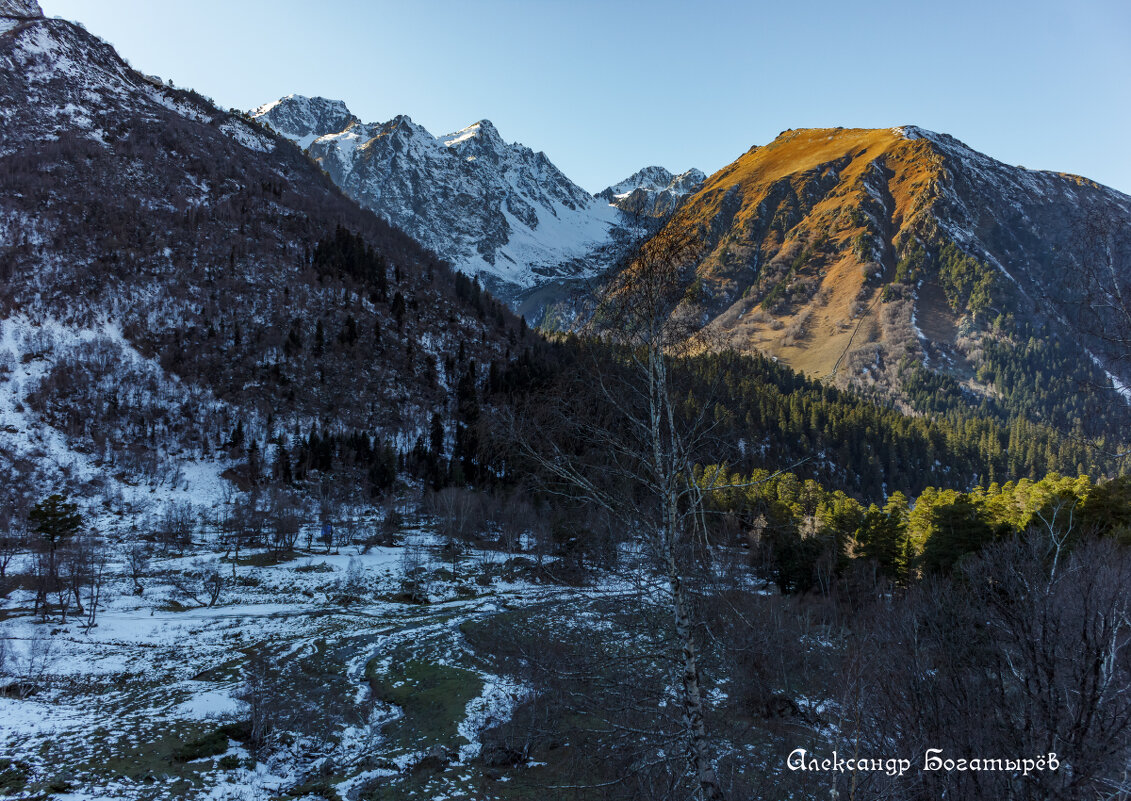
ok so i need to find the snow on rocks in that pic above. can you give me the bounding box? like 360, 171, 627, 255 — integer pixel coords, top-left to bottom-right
0, 0, 42, 19
251, 95, 653, 298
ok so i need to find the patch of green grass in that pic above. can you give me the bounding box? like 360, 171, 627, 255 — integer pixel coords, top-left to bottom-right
287, 777, 344, 800
365, 656, 482, 749
358, 772, 451, 801
235, 550, 298, 567
483, 708, 636, 801
192, 653, 247, 682
61, 720, 216, 790
458, 608, 527, 641
172, 728, 229, 763
299, 638, 346, 677
192, 639, 300, 684
45, 776, 72, 794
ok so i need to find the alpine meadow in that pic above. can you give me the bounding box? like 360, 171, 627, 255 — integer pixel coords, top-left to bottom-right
2, 2, 1131, 800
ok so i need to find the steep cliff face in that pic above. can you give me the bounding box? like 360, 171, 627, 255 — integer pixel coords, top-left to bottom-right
253, 96, 643, 299
636, 127, 1131, 433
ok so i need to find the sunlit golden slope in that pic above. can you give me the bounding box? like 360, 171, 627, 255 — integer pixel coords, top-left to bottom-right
685, 126, 942, 238
659, 127, 952, 383
637, 123, 1131, 424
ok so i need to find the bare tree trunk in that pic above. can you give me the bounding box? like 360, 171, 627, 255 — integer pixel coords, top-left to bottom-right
85, 552, 106, 629
653, 347, 725, 801
667, 550, 725, 801
508, 222, 731, 797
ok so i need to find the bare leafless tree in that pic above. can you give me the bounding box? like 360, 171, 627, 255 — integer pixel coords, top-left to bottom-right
239, 651, 275, 757
1031, 493, 1077, 580
0, 631, 54, 700
169, 559, 225, 608
428, 486, 486, 581
507, 225, 735, 800
844, 532, 1131, 801
61, 535, 96, 619
80, 535, 108, 629
156, 501, 196, 554
53, 549, 75, 624
0, 480, 31, 593
429, 486, 484, 544
0, 518, 24, 594
220, 489, 263, 575
269, 489, 303, 556
124, 542, 150, 595
398, 533, 432, 603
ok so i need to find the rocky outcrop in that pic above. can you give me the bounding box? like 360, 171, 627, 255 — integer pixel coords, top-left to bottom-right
597, 166, 706, 218
251, 94, 358, 148
0, 0, 42, 19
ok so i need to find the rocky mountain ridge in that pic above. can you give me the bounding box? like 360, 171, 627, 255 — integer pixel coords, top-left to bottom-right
251, 96, 632, 298
0, 0, 40, 19
251, 95, 705, 300
597, 165, 706, 217
250, 94, 357, 149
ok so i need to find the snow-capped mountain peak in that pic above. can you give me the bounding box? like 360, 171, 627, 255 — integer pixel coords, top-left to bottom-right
251, 97, 639, 297
892, 124, 934, 141
442, 119, 503, 150
601, 166, 677, 198
599, 166, 707, 199
252, 94, 359, 149
669, 167, 707, 193
596, 165, 706, 218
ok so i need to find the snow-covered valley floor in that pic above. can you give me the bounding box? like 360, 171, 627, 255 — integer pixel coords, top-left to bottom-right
0, 529, 604, 801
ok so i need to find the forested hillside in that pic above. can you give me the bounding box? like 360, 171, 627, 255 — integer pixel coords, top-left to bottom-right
0, 7, 526, 506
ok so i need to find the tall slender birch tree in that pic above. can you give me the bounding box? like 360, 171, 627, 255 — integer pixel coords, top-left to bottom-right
513, 224, 729, 800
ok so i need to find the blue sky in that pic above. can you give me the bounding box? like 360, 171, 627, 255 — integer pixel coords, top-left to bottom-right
42, 0, 1131, 194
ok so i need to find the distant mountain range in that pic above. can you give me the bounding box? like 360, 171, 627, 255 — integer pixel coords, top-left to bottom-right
596, 165, 707, 218
248, 96, 1131, 436
251, 95, 704, 299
